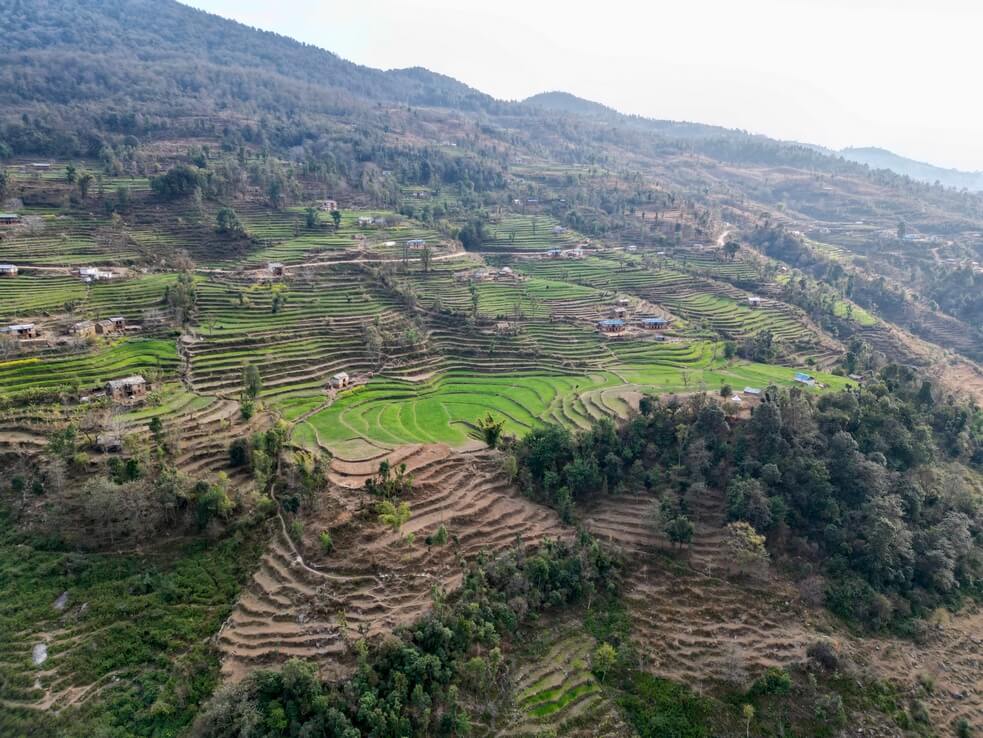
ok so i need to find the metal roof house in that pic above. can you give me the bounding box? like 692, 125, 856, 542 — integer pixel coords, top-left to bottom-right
0, 213, 20, 225
793, 372, 816, 386
3, 323, 38, 338
743, 387, 763, 396
640, 317, 669, 329
597, 318, 626, 334
0, 263, 18, 276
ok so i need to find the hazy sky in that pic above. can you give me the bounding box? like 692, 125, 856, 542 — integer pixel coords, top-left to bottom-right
184, 0, 982, 171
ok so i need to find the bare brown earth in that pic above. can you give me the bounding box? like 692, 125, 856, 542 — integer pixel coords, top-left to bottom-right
582, 489, 820, 685
216, 442, 983, 731
581, 488, 983, 732
217, 445, 570, 682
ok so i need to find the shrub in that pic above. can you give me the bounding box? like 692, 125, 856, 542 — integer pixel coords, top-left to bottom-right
806, 640, 839, 672
319, 530, 333, 553
749, 667, 791, 696
289, 520, 303, 543
228, 437, 251, 468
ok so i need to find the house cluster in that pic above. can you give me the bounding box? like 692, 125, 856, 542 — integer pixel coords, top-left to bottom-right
3, 316, 130, 343
597, 312, 673, 337
546, 246, 585, 259
75, 267, 115, 283
70, 316, 127, 338
456, 266, 522, 283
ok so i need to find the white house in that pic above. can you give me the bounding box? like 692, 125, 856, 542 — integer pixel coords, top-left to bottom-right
330, 371, 350, 389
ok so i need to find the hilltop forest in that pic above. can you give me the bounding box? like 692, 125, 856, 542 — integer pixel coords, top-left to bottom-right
0, 2, 981, 737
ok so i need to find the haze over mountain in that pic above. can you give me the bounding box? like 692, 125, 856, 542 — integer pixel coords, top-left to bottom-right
839, 146, 983, 191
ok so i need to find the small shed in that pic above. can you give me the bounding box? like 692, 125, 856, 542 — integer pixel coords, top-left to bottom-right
3, 323, 38, 338
546, 248, 562, 258
0, 263, 18, 276
317, 199, 338, 212
267, 262, 284, 276
105, 375, 147, 401
96, 433, 123, 453
357, 217, 374, 227
0, 214, 20, 225
743, 387, 762, 397
70, 320, 96, 338
330, 371, 350, 389
747, 296, 763, 308
406, 239, 427, 249
625, 245, 638, 252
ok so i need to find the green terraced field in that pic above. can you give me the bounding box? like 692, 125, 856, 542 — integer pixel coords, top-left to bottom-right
482, 214, 580, 251
0, 339, 178, 395
0, 272, 177, 322
299, 353, 849, 455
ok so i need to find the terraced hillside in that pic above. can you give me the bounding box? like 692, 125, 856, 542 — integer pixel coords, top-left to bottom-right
500, 620, 633, 738
218, 445, 571, 681
582, 489, 819, 687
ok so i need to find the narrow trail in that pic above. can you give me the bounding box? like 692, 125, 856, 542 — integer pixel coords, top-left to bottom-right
195, 250, 471, 274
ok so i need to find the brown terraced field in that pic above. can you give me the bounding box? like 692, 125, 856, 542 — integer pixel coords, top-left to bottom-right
218, 445, 571, 681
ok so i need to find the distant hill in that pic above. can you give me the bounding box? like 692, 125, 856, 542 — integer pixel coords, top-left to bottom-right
839, 146, 983, 191
523, 91, 619, 118
0, 0, 502, 115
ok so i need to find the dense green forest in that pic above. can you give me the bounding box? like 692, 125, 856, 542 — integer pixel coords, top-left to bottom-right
514, 369, 983, 629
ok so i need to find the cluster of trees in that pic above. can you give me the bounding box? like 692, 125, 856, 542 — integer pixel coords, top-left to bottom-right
191, 536, 616, 736
513, 369, 982, 628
